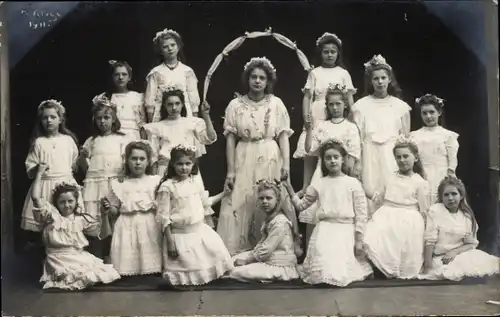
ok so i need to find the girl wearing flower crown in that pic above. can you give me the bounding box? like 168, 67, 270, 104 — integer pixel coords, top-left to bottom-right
92, 61, 146, 140
145, 28, 200, 122
226, 179, 301, 283
363, 137, 430, 279
217, 57, 294, 255
141, 86, 216, 186
294, 33, 356, 197
101, 141, 163, 276
21, 100, 83, 241
78, 98, 132, 260
301, 83, 362, 246
410, 94, 459, 202
155, 145, 233, 288
284, 139, 373, 286
31, 163, 120, 290
351, 54, 411, 216
419, 176, 500, 281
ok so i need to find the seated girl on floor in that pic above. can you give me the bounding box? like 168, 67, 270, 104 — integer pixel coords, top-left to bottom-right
31, 163, 120, 291
420, 176, 500, 281
226, 179, 302, 283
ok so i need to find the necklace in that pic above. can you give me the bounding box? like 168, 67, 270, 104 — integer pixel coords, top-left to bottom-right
165, 61, 179, 70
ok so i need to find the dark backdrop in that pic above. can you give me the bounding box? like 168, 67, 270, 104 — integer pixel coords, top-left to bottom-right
10, 1, 494, 252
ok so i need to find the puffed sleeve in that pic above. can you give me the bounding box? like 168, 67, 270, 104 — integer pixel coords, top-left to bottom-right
144, 70, 158, 112
445, 131, 459, 171
463, 215, 479, 247
417, 179, 432, 216
223, 100, 238, 137
69, 136, 79, 169
25, 140, 41, 177
251, 216, 290, 262
342, 69, 356, 93
141, 123, 161, 163
135, 93, 147, 129
193, 117, 217, 145
345, 123, 362, 160
185, 68, 201, 115
273, 97, 294, 139
156, 181, 172, 229
398, 100, 412, 135
32, 200, 56, 225
352, 179, 368, 235
351, 100, 364, 138
308, 123, 326, 156
107, 179, 124, 210
424, 205, 439, 246
302, 70, 316, 93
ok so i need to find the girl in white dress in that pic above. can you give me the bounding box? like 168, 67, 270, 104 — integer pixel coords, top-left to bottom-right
363, 136, 431, 279
420, 177, 500, 281
92, 60, 146, 140
284, 139, 373, 286
78, 98, 132, 260
217, 57, 294, 255
352, 54, 411, 216
301, 84, 362, 246
101, 141, 163, 276
155, 145, 233, 287
227, 179, 301, 283
31, 163, 120, 290
21, 100, 83, 237
141, 86, 216, 182
145, 28, 200, 122
295, 33, 356, 196
410, 94, 459, 202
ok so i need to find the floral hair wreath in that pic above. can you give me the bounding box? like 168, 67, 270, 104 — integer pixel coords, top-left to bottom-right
153, 28, 181, 43
320, 137, 347, 152
38, 99, 65, 114
255, 178, 282, 187
327, 83, 348, 94
316, 32, 342, 47
244, 57, 277, 74
164, 84, 184, 93
92, 95, 116, 109
172, 143, 197, 154
415, 94, 445, 107
395, 134, 418, 148
363, 54, 392, 71
52, 181, 83, 196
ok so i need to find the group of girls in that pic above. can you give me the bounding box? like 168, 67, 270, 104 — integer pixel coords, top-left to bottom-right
20, 28, 499, 291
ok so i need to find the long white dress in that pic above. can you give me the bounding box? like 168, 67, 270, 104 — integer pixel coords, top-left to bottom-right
419, 203, 500, 281
217, 94, 294, 255
410, 126, 459, 202
352, 95, 411, 216
156, 176, 233, 285
227, 213, 300, 283
93, 91, 146, 140
292, 175, 373, 286
108, 175, 163, 276
21, 135, 84, 232
294, 66, 356, 158
363, 172, 431, 279
33, 201, 120, 290
81, 134, 131, 239
144, 62, 200, 121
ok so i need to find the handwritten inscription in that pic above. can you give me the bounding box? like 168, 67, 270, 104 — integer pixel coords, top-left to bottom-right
20, 8, 62, 29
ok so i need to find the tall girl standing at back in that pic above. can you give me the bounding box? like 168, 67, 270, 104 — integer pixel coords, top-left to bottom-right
92, 61, 146, 140
352, 54, 411, 215
145, 28, 200, 122
294, 33, 356, 196
410, 94, 459, 202
21, 100, 82, 236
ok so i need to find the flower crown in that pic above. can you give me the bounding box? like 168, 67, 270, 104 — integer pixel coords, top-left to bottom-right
327, 83, 348, 94
244, 57, 276, 74
320, 137, 346, 151
172, 143, 197, 153
415, 94, 445, 107
255, 178, 282, 189
92, 95, 116, 108
395, 134, 418, 148
153, 28, 180, 43
316, 32, 342, 47
52, 181, 82, 196
109, 60, 117, 66
38, 99, 65, 113
164, 84, 184, 93
364, 54, 392, 71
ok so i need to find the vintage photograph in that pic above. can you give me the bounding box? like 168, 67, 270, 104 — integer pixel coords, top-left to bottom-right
1, 1, 499, 315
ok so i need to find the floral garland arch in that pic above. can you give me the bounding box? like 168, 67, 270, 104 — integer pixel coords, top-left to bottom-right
202, 27, 313, 101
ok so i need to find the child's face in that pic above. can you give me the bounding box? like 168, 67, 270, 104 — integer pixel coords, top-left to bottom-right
248, 67, 268, 94
112, 66, 130, 89
41, 108, 61, 133
56, 191, 77, 217
323, 148, 344, 174
258, 188, 278, 214
127, 149, 149, 177
321, 43, 339, 67
371, 69, 391, 95
164, 96, 184, 117
160, 38, 179, 60
94, 108, 114, 134
326, 94, 346, 119
173, 154, 194, 179
394, 147, 416, 174
442, 185, 462, 211
420, 104, 441, 127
